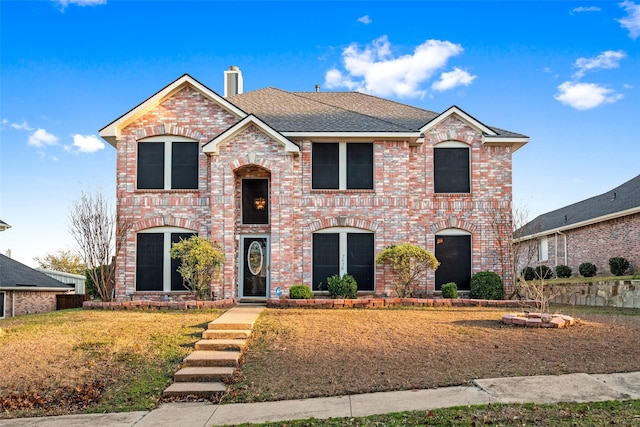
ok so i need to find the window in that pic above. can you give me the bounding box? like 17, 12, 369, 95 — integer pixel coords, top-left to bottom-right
312, 229, 374, 291
137, 136, 199, 190
435, 232, 472, 290
538, 236, 549, 262
242, 179, 269, 224
312, 143, 373, 190
0, 291, 4, 319
434, 144, 470, 193
136, 228, 196, 292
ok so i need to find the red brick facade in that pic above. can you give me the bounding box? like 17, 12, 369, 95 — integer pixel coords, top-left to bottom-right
1, 290, 66, 318
106, 77, 521, 301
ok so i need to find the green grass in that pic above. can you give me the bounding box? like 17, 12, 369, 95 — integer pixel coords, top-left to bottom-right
237, 400, 640, 426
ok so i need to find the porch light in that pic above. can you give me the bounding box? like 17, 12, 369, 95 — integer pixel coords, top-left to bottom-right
254, 197, 267, 210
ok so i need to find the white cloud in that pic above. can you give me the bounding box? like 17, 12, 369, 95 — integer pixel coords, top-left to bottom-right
28, 128, 59, 148
324, 36, 469, 98
357, 15, 372, 25
54, 0, 106, 7
572, 6, 601, 13
555, 81, 623, 109
432, 67, 476, 91
574, 50, 626, 78
69, 134, 105, 153
618, 0, 640, 39
10, 120, 33, 131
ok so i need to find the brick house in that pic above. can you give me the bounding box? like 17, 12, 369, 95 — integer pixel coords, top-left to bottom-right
99, 69, 528, 301
514, 173, 640, 277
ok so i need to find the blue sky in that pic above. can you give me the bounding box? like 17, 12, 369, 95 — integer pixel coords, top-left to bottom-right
1, 0, 639, 267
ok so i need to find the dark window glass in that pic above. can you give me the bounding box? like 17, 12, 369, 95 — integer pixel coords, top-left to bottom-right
434, 147, 470, 193
242, 179, 269, 224
137, 142, 165, 189
346, 143, 373, 189
136, 233, 164, 291
435, 235, 471, 290
171, 142, 199, 189
170, 233, 196, 291
312, 233, 339, 291
312, 143, 339, 189
0, 292, 5, 318
347, 233, 374, 291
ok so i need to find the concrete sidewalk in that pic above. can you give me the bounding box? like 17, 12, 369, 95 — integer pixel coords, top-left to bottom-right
1, 371, 639, 426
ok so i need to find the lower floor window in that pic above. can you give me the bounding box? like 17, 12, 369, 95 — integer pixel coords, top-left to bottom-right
0, 291, 5, 318
435, 233, 471, 290
312, 230, 374, 291
136, 229, 196, 292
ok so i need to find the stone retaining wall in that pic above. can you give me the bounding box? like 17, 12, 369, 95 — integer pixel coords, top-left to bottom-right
544, 280, 640, 308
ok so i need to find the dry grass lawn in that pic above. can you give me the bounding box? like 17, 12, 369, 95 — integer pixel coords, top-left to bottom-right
228, 306, 640, 402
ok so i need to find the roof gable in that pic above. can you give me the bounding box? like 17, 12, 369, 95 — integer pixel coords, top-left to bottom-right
517, 174, 640, 238
99, 74, 247, 147
203, 114, 300, 155
0, 254, 73, 289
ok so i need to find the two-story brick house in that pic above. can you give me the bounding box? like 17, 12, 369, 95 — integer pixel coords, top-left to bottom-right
99, 68, 528, 301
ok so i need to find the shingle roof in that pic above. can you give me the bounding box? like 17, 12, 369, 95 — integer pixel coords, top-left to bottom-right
517, 174, 640, 237
0, 254, 74, 289
0, 219, 10, 231
229, 88, 526, 137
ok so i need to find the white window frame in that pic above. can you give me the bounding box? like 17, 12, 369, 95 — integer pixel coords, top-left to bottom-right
138, 135, 199, 190
312, 142, 374, 190
538, 236, 549, 262
136, 226, 196, 292
314, 227, 373, 278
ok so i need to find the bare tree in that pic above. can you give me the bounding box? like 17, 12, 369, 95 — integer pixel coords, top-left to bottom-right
69, 191, 129, 301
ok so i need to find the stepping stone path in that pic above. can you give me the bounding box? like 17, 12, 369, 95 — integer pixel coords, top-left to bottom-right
163, 304, 264, 398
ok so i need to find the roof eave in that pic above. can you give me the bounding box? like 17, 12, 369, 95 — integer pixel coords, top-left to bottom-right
420, 106, 498, 136
483, 136, 529, 152
513, 206, 640, 242
0, 287, 73, 292
282, 131, 420, 142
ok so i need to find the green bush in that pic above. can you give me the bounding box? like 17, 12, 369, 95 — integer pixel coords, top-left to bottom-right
579, 262, 597, 277
555, 264, 572, 278
534, 265, 554, 280
327, 274, 358, 299
521, 266, 535, 281
609, 257, 630, 276
470, 271, 503, 300
441, 282, 458, 299
289, 285, 313, 299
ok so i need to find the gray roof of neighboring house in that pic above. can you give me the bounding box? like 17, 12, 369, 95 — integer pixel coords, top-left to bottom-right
229, 88, 527, 137
517, 174, 640, 238
0, 219, 10, 231
0, 254, 74, 289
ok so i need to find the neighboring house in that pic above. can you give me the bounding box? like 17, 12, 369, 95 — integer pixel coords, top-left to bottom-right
514, 174, 640, 276
0, 254, 74, 318
0, 219, 11, 232
99, 68, 528, 302
36, 268, 86, 294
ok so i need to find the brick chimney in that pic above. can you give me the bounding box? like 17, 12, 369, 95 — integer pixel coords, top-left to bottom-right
224, 66, 243, 97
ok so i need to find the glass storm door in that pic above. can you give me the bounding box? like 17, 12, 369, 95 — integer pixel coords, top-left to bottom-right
240, 236, 269, 298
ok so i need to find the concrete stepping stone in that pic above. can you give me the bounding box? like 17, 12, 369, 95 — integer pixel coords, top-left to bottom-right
173, 366, 235, 382
163, 381, 226, 397
183, 350, 242, 367
203, 329, 252, 339
195, 339, 246, 351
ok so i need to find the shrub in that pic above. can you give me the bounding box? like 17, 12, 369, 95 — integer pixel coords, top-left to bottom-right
521, 266, 535, 281
289, 285, 313, 299
441, 282, 458, 299
555, 264, 572, 278
579, 262, 597, 277
327, 274, 358, 299
375, 243, 439, 298
534, 265, 554, 280
470, 271, 503, 300
609, 257, 630, 276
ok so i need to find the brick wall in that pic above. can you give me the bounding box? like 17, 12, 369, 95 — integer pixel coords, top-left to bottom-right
1, 290, 64, 317
523, 212, 640, 276
114, 87, 515, 300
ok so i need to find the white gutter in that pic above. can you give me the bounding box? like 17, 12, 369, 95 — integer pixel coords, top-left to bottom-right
0, 287, 73, 292
513, 206, 640, 242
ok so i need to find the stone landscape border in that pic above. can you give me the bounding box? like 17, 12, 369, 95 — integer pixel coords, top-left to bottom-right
83, 298, 237, 310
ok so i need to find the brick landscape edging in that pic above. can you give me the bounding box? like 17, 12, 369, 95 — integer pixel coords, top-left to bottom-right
83, 298, 237, 311
266, 297, 537, 309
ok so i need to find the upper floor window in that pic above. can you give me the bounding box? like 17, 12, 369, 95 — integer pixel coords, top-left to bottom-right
137, 136, 199, 190
312, 142, 373, 190
434, 142, 470, 193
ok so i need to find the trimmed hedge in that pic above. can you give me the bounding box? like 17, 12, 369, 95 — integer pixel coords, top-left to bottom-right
470, 271, 503, 300
441, 282, 458, 299
289, 285, 313, 299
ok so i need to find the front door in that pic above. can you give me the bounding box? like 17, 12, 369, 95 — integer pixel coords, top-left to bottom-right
240, 236, 269, 298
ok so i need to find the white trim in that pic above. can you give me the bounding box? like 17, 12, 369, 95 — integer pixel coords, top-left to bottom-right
137, 136, 199, 190
420, 106, 497, 136
0, 287, 72, 292
204, 114, 300, 155
514, 206, 640, 242
100, 74, 246, 147
283, 131, 419, 140
434, 140, 470, 148
483, 136, 529, 152
314, 227, 372, 234
435, 228, 472, 236
538, 236, 549, 261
